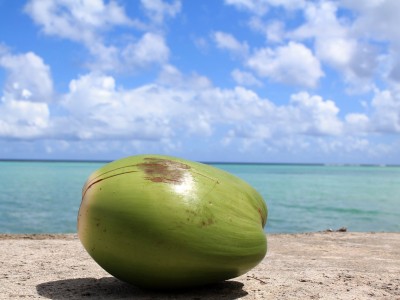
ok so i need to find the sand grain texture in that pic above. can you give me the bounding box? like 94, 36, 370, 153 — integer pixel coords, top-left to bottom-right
1, 232, 399, 299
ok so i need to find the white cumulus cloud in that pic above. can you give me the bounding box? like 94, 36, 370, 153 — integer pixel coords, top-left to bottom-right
212, 31, 249, 57
55, 71, 345, 145
289, 92, 343, 136
24, 0, 134, 44
24, 0, 172, 73
3, 0, 400, 161
289, 1, 379, 91
342, 0, 400, 85
141, 0, 181, 24
0, 95, 50, 139
370, 89, 400, 133
0, 51, 53, 102
224, 0, 270, 15
0, 50, 52, 139
224, 0, 305, 15
231, 69, 262, 87
247, 41, 324, 88
122, 33, 170, 69
345, 113, 370, 134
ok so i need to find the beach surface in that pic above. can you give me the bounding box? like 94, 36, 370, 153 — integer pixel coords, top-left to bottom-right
1, 232, 399, 299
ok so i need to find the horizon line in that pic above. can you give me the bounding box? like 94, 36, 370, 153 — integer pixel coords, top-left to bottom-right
0, 158, 398, 167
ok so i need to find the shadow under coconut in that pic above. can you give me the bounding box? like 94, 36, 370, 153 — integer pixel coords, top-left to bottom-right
36, 276, 248, 299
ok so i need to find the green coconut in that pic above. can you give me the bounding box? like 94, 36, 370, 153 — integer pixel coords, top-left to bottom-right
77, 154, 267, 289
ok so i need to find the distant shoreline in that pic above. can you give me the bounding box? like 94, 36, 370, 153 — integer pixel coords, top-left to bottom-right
1, 158, 399, 167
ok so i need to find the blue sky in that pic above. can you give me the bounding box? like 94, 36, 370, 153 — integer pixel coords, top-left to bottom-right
0, 0, 400, 163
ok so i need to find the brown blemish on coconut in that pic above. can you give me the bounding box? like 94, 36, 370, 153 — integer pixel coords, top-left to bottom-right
201, 217, 215, 227
137, 157, 191, 185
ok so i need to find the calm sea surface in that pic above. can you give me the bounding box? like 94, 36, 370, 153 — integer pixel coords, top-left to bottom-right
0, 161, 399, 234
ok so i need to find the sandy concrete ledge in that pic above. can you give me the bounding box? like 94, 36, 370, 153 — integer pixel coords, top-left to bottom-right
1, 232, 399, 299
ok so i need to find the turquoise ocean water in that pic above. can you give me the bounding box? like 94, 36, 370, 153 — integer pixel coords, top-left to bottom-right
0, 160, 399, 234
